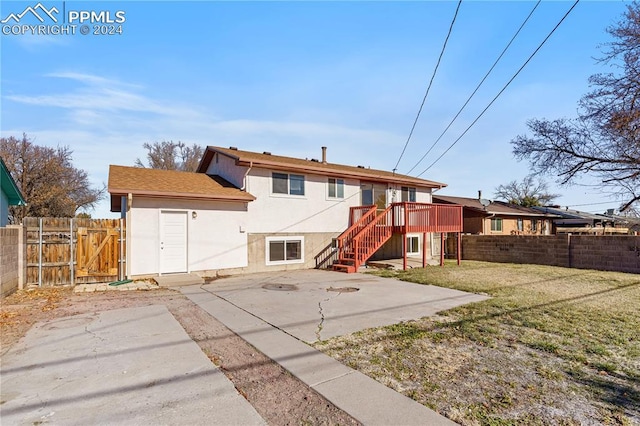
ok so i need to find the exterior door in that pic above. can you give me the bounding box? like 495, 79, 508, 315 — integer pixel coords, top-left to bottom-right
361, 183, 387, 210
160, 211, 188, 274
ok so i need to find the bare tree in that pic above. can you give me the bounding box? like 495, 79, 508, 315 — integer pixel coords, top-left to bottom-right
0, 134, 105, 223
512, 3, 640, 212
494, 175, 560, 207
135, 141, 203, 172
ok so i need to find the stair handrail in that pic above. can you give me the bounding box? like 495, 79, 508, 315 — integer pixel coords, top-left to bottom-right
351, 204, 394, 270
337, 205, 377, 252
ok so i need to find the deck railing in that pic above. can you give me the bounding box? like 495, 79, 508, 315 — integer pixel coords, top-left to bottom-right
349, 205, 376, 227
391, 202, 462, 233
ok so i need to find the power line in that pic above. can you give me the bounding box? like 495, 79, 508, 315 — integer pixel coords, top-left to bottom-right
566, 201, 619, 207
416, 0, 580, 178
406, 0, 541, 175
393, 0, 462, 173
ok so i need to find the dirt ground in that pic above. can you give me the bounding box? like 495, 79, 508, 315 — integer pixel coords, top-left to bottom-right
0, 287, 360, 426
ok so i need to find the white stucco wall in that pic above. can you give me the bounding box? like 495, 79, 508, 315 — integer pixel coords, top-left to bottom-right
128, 196, 249, 276
243, 168, 361, 234
205, 152, 249, 189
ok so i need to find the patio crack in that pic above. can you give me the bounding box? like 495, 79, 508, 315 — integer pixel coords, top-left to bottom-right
315, 293, 340, 341
315, 301, 326, 341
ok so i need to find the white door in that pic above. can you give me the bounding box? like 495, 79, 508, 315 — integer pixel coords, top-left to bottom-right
160, 211, 188, 274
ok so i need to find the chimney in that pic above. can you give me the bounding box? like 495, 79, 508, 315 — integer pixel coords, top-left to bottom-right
321, 146, 327, 164
478, 190, 482, 200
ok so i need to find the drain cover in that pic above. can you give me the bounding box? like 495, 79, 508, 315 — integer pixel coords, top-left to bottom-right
326, 287, 359, 293
262, 283, 298, 291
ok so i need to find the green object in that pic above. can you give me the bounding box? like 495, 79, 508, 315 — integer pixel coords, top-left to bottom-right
108, 279, 133, 286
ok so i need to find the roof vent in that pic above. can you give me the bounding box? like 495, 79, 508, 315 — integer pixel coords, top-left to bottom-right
357, 165, 365, 168
229, 146, 238, 150
311, 158, 319, 162
263, 151, 271, 155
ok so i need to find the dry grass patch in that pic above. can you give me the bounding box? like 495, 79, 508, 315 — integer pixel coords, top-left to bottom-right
314, 261, 640, 425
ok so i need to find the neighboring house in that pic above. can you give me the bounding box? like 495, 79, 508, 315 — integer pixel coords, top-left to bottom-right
433, 195, 556, 235
0, 157, 26, 227
532, 206, 632, 234
109, 146, 458, 277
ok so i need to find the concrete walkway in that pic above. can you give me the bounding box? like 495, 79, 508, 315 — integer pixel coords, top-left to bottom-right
181, 270, 485, 425
0, 305, 265, 425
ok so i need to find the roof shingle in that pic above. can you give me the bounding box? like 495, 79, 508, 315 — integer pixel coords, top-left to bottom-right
433, 195, 557, 217
108, 165, 255, 202
199, 146, 446, 188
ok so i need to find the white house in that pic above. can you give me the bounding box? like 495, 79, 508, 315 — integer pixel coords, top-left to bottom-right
108, 146, 452, 278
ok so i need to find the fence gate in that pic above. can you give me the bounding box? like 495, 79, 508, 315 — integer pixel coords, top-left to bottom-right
24, 217, 126, 287
76, 227, 120, 277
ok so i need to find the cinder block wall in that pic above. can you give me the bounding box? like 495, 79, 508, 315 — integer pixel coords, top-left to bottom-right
569, 236, 640, 274
1, 227, 20, 298
462, 235, 640, 274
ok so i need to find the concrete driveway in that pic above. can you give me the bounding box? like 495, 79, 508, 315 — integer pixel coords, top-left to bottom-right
0, 305, 265, 425
205, 269, 488, 342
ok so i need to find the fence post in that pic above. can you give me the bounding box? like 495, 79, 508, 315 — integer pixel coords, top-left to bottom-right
119, 218, 124, 280
38, 218, 43, 288
70, 218, 74, 286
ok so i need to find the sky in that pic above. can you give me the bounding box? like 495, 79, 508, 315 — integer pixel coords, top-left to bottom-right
0, 0, 631, 218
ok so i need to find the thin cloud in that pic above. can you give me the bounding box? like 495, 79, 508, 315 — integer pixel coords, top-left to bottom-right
5, 72, 198, 117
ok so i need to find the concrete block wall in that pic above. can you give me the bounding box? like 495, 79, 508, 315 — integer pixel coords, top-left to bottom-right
569, 236, 640, 274
1, 227, 21, 298
462, 235, 640, 274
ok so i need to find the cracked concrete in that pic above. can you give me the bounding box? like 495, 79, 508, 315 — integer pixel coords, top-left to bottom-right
202, 269, 489, 343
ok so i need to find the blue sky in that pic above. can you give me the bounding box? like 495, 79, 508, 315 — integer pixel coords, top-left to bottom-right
0, 0, 630, 218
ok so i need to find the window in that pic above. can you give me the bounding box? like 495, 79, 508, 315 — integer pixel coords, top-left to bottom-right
328, 178, 344, 198
266, 237, 304, 265
401, 186, 416, 202
491, 218, 503, 232
272, 172, 305, 196
407, 235, 420, 255
531, 220, 538, 232
517, 218, 524, 232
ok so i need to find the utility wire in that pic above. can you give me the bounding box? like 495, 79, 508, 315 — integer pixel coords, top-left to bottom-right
405, 0, 541, 175
392, 0, 462, 173
416, 0, 580, 178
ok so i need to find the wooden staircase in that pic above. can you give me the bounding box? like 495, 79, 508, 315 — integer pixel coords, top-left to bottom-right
333, 205, 394, 273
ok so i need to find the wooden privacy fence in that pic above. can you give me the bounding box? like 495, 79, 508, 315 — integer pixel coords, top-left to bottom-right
24, 217, 126, 286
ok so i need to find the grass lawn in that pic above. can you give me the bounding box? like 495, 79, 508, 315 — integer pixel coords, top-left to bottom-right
313, 261, 640, 425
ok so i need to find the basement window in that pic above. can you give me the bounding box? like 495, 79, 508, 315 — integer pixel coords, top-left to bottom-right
407, 235, 420, 255
266, 236, 304, 265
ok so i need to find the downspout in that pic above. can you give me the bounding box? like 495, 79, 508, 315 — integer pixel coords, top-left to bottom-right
241, 161, 253, 191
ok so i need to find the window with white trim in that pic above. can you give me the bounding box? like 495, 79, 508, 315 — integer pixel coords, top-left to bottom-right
401, 186, 416, 202
531, 220, 538, 232
272, 172, 305, 196
266, 236, 304, 265
517, 218, 524, 232
407, 235, 420, 255
328, 178, 344, 199
491, 218, 503, 232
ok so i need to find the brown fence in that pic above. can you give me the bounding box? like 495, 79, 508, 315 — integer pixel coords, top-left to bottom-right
23, 217, 126, 286
462, 234, 640, 274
